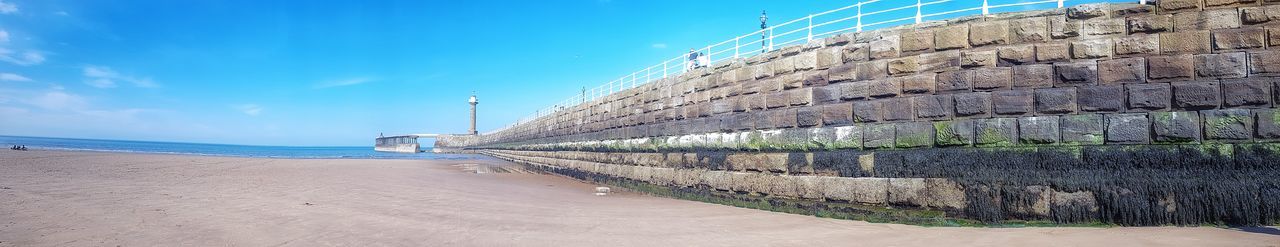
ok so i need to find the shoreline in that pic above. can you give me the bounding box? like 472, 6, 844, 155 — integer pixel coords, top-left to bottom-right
1, 150, 1277, 246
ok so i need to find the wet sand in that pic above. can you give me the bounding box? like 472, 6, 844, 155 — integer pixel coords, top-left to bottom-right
0, 150, 1276, 246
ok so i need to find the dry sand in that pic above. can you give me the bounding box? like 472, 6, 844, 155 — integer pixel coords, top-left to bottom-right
0, 150, 1276, 246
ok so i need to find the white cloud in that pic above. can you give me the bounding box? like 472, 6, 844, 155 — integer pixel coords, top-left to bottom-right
30, 91, 88, 111
0, 48, 45, 66
0, 72, 30, 82
235, 104, 263, 116
82, 65, 159, 88
54, 11, 68, 16
313, 77, 375, 89
651, 43, 667, 49
0, 29, 9, 43
0, 1, 17, 15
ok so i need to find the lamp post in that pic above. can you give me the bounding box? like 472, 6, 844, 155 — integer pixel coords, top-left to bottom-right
760, 10, 768, 53
468, 93, 478, 135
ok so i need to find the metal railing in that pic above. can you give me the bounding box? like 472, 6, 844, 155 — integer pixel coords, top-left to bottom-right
484, 0, 1143, 135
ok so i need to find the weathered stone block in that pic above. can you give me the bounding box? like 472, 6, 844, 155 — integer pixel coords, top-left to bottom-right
1194, 52, 1248, 79
1160, 31, 1211, 54
1035, 88, 1077, 114
976, 118, 1018, 146
752, 64, 774, 79
797, 106, 822, 127
1172, 81, 1221, 109
828, 63, 857, 83
1067, 3, 1108, 19
780, 73, 804, 90
853, 100, 882, 123
729, 112, 754, 130
1019, 116, 1060, 144
1050, 16, 1080, 39
993, 90, 1034, 116
882, 98, 914, 121
936, 70, 973, 92
1205, 0, 1252, 8
1152, 111, 1201, 143
856, 60, 889, 81
712, 100, 736, 114
1127, 83, 1172, 111
914, 94, 953, 120
790, 88, 814, 106
1147, 55, 1194, 81
868, 79, 900, 98
953, 92, 991, 117
1061, 114, 1105, 145
1212, 29, 1266, 51
1010, 17, 1049, 43
1080, 18, 1125, 36
863, 123, 895, 149
1078, 85, 1124, 112
1257, 109, 1280, 139
725, 153, 789, 172
934, 119, 975, 146
803, 71, 829, 87
1173, 9, 1240, 31
1222, 79, 1273, 108
898, 74, 935, 94
895, 122, 934, 148
887, 56, 919, 75
1013, 64, 1054, 89
972, 67, 1012, 91
812, 85, 838, 104
1035, 42, 1069, 62
1127, 15, 1172, 34
961, 50, 997, 68
1098, 57, 1146, 85
1203, 109, 1254, 140
770, 57, 797, 76
916, 50, 960, 73
1249, 51, 1280, 76
774, 108, 799, 128
998, 44, 1035, 65
816, 47, 843, 70
843, 43, 870, 62
1113, 34, 1159, 56
822, 103, 854, 126
1055, 61, 1098, 86
765, 91, 789, 109
1106, 113, 1150, 144
839, 81, 870, 101
935, 25, 969, 51
969, 21, 1009, 46
900, 30, 934, 53
870, 36, 900, 60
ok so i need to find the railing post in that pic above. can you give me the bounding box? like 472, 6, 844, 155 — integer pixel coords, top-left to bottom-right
663, 60, 668, 78
734, 37, 740, 59
767, 29, 773, 51
806, 14, 813, 42
982, 0, 989, 15
915, 0, 922, 24
855, 1, 862, 32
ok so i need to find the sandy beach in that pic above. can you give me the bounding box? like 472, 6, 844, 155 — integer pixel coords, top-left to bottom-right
0, 150, 1276, 246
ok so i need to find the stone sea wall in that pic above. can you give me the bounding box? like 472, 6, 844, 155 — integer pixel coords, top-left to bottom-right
444, 2, 1280, 225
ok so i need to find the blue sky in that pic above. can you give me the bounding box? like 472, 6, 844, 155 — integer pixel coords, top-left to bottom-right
0, 0, 1122, 146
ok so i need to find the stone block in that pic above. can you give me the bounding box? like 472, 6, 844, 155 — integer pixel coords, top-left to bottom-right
797, 106, 822, 127
1106, 113, 1150, 144
766, 91, 789, 109
960, 50, 997, 68
1035, 42, 1069, 62
1152, 111, 1201, 143
1203, 109, 1254, 141
1050, 16, 1080, 39
998, 44, 1035, 65
1013, 64, 1055, 89
1061, 114, 1105, 145
1194, 52, 1248, 79
1098, 57, 1146, 85
993, 90, 1034, 116
1212, 29, 1266, 51
790, 88, 814, 106
752, 64, 774, 79
863, 123, 895, 149
725, 153, 790, 172
1257, 109, 1280, 139
780, 73, 804, 90
886, 56, 919, 75
972, 67, 1012, 91
843, 43, 870, 62
1067, 3, 1107, 19
1072, 39, 1112, 59
816, 47, 843, 70
1010, 17, 1049, 43
1035, 88, 1077, 114
916, 50, 960, 73
828, 63, 857, 83
744, 94, 766, 111
771, 108, 799, 128
1019, 116, 1060, 144
1113, 34, 1159, 56
803, 71, 829, 87
900, 30, 934, 53
812, 85, 838, 104
1127, 15, 1172, 34
794, 51, 818, 71
770, 57, 797, 76
1127, 83, 1172, 111
1147, 55, 1194, 81
1173, 9, 1240, 31
936, 70, 973, 92
898, 74, 935, 94
1160, 31, 1211, 54
822, 103, 854, 126
868, 79, 901, 98
935, 25, 969, 50
856, 60, 889, 81
976, 118, 1018, 146
712, 100, 736, 114
1078, 85, 1124, 112
882, 98, 914, 121
934, 119, 975, 146
853, 100, 882, 123
1172, 81, 1221, 109
969, 21, 1009, 46
1055, 61, 1098, 86
1080, 18, 1125, 36
953, 92, 991, 118
1222, 79, 1273, 108
895, 122, 934, 148
728, 112, 755, 131
1157, 0, 1201, 13
1249, 51, 1280, 76
839, 81, 870, 100
870, 36, 900, 60
914, 94, 953, 120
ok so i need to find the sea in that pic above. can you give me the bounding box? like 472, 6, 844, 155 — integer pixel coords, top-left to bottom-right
0, 135, 479, 160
